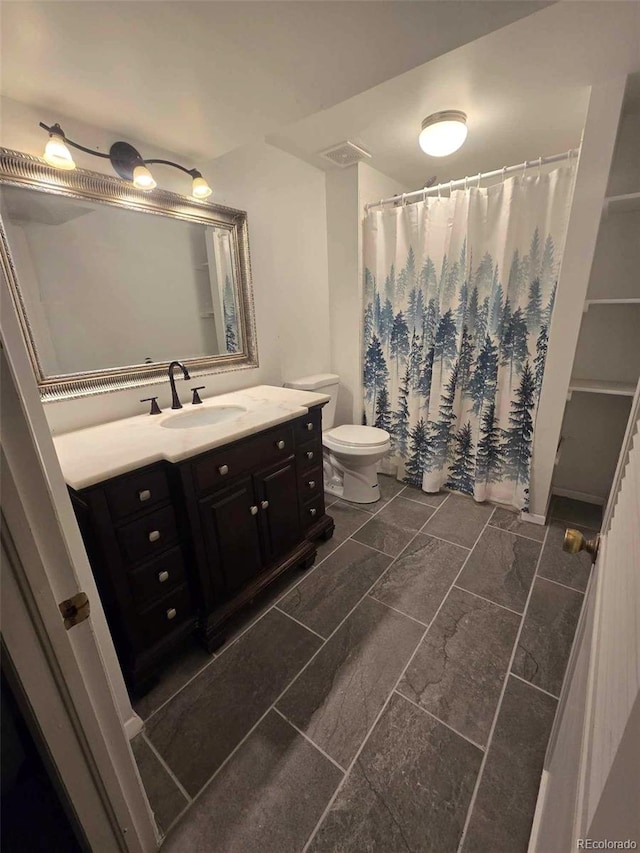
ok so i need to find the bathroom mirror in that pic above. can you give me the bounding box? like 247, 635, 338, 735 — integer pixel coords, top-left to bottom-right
0, 148, 257, 400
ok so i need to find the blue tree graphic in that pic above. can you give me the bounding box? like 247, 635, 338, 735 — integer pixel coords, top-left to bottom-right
467, 334, 499, 415
379, 299, 394, 348
445, 421, 476, 495
363, 334, 389, 417
404, 418, 429, 486
475, 402, 503, 484
458, 325, 475, 392
425, 360, 459, 472
374, 384, 392, 432
391, 361, 411, 457
423, 298, 440, 345
391, 311, 410, 372
489, 282, 504, 336
408, 330, 424, 391
501, 307, 529, 386
433, 309, 458, 384
418, 343, 435, 404
364, 302, 374, 346
534, 324, 548, 394
500, 361, 536, 487
526, 278, 543, 331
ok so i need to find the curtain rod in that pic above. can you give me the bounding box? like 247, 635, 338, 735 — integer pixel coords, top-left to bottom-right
364, 149, 579, 212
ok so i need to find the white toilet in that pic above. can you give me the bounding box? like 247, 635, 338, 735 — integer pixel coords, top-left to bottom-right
284, 374, 391, 504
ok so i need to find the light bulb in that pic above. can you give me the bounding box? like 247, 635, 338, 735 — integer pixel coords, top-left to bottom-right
132, 164, 156, 191
419, 111, 468, 158
43, 131, 76, 170
192, 175, 212, 199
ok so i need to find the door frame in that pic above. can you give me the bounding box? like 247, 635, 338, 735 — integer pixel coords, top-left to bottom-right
1, 266, 158, 850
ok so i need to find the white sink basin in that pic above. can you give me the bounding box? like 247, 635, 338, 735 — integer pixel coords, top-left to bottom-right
160, 405, 247, 430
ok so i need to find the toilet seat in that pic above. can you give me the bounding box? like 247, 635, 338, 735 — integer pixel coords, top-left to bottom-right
323, 424, 390, 451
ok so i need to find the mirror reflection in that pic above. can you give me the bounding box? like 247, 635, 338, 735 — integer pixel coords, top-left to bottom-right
0, 186, 243, 376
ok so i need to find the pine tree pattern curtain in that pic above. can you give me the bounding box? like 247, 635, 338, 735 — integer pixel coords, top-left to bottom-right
362, 166, 575, 511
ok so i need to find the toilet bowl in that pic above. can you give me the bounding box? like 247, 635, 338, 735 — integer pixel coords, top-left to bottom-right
283, 374, 391, 504
322, 424, 391, 503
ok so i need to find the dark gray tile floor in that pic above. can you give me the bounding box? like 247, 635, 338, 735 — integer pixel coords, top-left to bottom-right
130, 478, 596, 851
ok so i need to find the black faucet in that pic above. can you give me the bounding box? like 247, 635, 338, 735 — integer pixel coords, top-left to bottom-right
168, 361, 191, 409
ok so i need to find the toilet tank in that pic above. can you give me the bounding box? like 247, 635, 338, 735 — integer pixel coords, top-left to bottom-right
284, 373, 339, 429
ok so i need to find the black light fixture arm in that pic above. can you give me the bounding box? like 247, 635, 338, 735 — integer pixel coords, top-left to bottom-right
39, 121, 210, 194
39, 122, 111, 159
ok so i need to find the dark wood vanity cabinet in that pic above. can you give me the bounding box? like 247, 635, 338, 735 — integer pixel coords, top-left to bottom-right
70, 406, 334, 691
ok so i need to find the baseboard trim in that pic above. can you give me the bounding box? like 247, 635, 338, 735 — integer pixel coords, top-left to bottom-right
520, 511, 546, 526
551, 487, 606, 506
124, 712, 144, 740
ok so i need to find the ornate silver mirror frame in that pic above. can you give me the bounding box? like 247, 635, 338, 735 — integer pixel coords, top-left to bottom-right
0, 148, 258, 401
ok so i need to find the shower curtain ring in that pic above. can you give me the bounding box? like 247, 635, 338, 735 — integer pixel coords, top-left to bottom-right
538, 156, 543, 178
464, 176, 468, 191
502, 166, 507, 184
449, 180, 454, 196
522, 160, 528, 180
423, 186, 427, 203
477, 172, 482, 189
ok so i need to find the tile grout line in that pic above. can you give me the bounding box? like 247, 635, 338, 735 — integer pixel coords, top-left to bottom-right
453, 584, 524, 617
455, 521, 553, 853
534, 573, 585, 596
487, 522, 547, 543
367, 595, 429, 628
272, 707, 347, 774
155, 488, 454, 834
141, 732, 192, 805
302, 503, 496, 852
273, 604, 327, 640
394, 689, 486, 753
142, 496, 387, 724
509, 671, 560, 702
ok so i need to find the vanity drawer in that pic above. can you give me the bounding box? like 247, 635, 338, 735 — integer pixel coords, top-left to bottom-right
294, 410, 322, 443
300, 494, 325, 530
296, 438, 322, 472
298, 465, 323, 498
116, 505, 179, 565
105, 467, 170, 521
137, 584, 193, 649
194, 425, 294, 495
128, 547, 187, 610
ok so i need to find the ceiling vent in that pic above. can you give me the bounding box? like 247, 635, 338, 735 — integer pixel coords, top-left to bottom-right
319, 141, 372, 168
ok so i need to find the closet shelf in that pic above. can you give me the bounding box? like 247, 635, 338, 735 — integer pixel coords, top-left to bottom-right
583, 298, 640, 312
603, 192, 640, 215
567, 378, 636, 400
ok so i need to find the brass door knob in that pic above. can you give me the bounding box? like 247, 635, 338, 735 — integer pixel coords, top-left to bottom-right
563, 528, 600, 561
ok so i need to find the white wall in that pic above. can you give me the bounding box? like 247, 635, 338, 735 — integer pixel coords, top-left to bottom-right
0, 98, 331, 433
325, 162, 408, 427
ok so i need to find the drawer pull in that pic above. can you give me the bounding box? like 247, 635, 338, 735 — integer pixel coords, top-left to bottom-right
138, 489, 152, 502
306, 422, 314, 431
218, 464, 229, 476
158, 570, 170, 583
306, 451, 314, 460
250, 505, 258, 516
309, 507, 317, 518
166, 607, 177, 621
148, 530, 161, 543
276, 440, 286, 450
261, 500, 269, 510
308, 480, 316, 489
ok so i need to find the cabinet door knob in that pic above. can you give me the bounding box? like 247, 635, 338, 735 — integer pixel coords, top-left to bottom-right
148, 530, 161, 543
158, 570, 169, 583
218, 464, 229, 476
276, 440, 286, 450
306, 451, 314, 460
250, 505, 258, 515
261, 500, 269, 510
138, 489, 151, 502
308, 480, 316, 489
309, 507, 317, 517
166, 608, 177, 620
306, 422, 314, 431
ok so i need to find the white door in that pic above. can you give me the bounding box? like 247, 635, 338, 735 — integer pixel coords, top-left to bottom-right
530, 383, 640, 851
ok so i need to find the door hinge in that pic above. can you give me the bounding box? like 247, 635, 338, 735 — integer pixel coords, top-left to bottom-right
59, 592, 90, 629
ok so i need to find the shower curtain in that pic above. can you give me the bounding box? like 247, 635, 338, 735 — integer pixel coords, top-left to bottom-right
362, 165, 576, 511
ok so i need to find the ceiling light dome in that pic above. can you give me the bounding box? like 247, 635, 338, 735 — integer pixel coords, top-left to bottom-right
419, 110, 468, 158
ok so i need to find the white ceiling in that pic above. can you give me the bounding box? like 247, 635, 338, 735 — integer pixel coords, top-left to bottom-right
1, 1, 547, 162
267, 2, 640, 189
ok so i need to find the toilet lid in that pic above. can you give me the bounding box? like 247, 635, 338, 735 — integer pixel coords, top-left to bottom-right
324, 425, 390, 448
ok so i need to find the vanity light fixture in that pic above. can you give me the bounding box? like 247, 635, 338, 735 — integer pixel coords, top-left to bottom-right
39, 122, 213, 199
418, 110, 468, 157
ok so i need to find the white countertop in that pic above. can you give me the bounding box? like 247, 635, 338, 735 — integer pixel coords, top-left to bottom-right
53, 385, 330, 490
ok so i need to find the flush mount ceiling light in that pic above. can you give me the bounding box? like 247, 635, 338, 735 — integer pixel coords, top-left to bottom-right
418, 110, 468, 158
39, 122, 213, 199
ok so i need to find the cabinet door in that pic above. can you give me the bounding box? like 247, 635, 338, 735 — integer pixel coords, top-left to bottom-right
254, 458, 301, 563
198, 477, 263, 597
